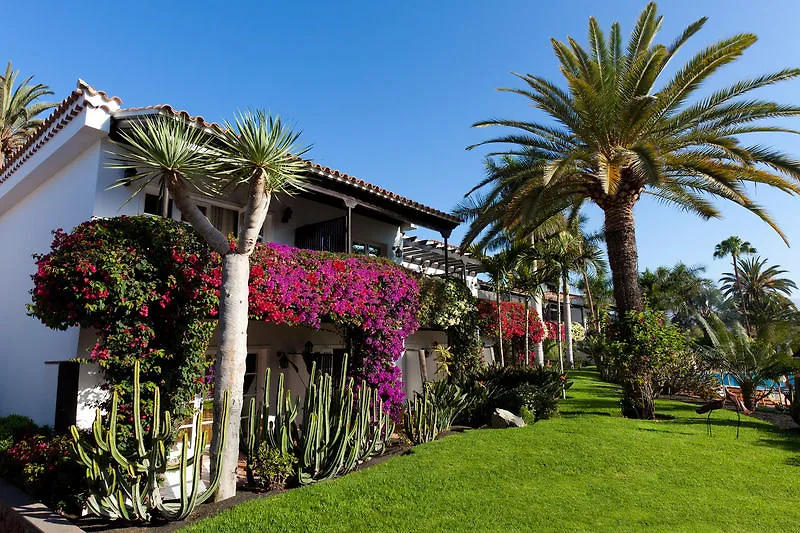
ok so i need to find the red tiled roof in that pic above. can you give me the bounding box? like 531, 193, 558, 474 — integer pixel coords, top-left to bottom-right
0, 80, 121, 182
3, 84, 462, 227
118, 105, 461, 225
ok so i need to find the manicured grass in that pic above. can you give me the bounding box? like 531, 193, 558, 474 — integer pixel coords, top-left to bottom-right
183, 370, 800, 532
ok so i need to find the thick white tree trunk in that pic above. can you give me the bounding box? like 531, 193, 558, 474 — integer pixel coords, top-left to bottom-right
533, 292, 544, 366
210, 253, 250, 501
496, 291, 504, 366
563, 274, 574, 369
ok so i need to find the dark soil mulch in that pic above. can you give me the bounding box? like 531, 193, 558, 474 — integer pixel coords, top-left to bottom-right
73, 439, 412, 533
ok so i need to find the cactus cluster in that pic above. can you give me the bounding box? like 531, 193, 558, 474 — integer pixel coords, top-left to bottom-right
404, 380, 470, 445
70, 361, 230, 522
244, 354, 395, 486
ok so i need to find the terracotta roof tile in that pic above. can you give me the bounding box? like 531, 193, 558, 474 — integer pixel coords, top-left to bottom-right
0, 81, 122, 183
118, 106, 462, 225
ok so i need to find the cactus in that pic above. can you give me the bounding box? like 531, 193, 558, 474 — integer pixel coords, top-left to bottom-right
404, 380, 469, 445
70, 361, 230, 522
244, 354, 395, 487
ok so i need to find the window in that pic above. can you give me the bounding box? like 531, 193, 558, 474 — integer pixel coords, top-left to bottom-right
144, 193, 174, 218
352, 241, 385, 257
182, 204, 239, 237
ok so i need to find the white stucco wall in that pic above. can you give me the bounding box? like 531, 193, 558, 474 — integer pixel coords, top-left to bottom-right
0, 142, 103, 425
401, 330, 448, 396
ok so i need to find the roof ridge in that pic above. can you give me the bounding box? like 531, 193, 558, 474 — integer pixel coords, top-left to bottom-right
0, 80, 122, 180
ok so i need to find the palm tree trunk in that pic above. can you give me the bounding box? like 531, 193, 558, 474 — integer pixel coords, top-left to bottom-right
496, 289, 504, 366
603, 203, 643, 315
581, 269, 596, 331
524, 299, 530, 366
741, 379, 756, 412
563, 272, 574, 369
732, 256, 752, 336
604, 202, 655, 419
533, 292, 544, 366
556, 289, 563, 374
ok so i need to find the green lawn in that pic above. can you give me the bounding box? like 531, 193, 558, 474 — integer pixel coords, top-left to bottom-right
183, 370, 800, 533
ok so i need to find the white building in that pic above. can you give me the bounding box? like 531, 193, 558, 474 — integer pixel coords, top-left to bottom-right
0, 80, 462, 429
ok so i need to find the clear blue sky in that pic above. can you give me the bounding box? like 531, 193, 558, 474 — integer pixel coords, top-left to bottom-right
5, 1, 799, 289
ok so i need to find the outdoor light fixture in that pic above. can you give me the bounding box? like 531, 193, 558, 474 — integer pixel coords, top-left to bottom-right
304, 340, 314, 355
281, 207, 293, 223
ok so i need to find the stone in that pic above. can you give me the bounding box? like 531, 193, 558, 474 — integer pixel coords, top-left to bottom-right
490, 408, 526, 428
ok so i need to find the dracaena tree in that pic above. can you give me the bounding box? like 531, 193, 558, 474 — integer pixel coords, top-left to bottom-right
110, 112, 309, 501
0, 61, 55, 162
465, 2, 800, 418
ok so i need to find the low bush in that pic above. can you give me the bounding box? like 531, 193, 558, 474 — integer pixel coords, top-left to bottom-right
0, 424, 85, 514
252, 444, 298, 492
0, 414, 38, 454
404, 380, 471, 444
455, 365, 571, 426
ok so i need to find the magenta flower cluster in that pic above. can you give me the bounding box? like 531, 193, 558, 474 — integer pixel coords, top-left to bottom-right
205, 243, 420, 416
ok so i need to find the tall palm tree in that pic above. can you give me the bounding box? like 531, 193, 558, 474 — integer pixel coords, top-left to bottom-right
110, 113, 309, 501
721, 256, 798, 329
466, 3, 800, 418
480, 247, 519, 366
713, 236, 757, 333
510, 254, 556, 366
0, 62, 55, 162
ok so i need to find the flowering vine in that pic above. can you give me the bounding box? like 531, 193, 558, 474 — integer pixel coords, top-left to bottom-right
29, 216, 419, 420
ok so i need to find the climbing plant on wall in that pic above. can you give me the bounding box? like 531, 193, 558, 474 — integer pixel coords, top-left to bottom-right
417, 276, 484, 380
29, 216, 421, 420
29, 216, 218, 433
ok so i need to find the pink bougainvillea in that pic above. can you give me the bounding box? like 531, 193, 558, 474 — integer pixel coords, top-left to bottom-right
30, 217, 419, 418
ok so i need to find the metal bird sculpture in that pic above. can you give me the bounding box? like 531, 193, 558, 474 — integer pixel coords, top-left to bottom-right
696, 386, 752, 438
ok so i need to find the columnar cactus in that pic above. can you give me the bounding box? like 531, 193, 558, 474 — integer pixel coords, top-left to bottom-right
70, 361, 230, 522
244, 354, 394, 486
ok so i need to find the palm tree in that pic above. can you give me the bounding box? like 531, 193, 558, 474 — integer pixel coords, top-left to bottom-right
721, 256, 798, 329
698, 313, 796, 410
0, 62, 55, 162
575, 270, 613, 329
110, 113, 309, 501
510, 254, 556, 366
466, 3, 800, 418
480, 248, 518, 366
713, 236, 757, 333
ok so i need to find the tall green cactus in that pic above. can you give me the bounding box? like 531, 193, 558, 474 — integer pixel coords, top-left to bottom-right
244, 354, 395, 486
70, 361, 230, 522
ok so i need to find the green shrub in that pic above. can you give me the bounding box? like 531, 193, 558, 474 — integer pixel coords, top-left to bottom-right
0, 415, 38, 454
455, 365, 571, 426
252, 444, 298, 491
2, 431, 85, 514
404, 380, 471, 444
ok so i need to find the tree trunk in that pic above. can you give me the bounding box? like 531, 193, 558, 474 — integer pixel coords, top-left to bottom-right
621, 378, 655, 419
418, 349, 429, 383
603, 203, 643, 316
581, 269, 596, 331
563, 272, 573, 369
210, 253, 250, 501
533, 292, 544, 366
496, 289, 504, 366
556, 289, 563, 374
524, 299, 530, 366
741, 379, 756, 412
732, 257, 752, 336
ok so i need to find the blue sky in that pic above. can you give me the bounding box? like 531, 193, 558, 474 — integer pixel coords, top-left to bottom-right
5, 1, 799, 288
